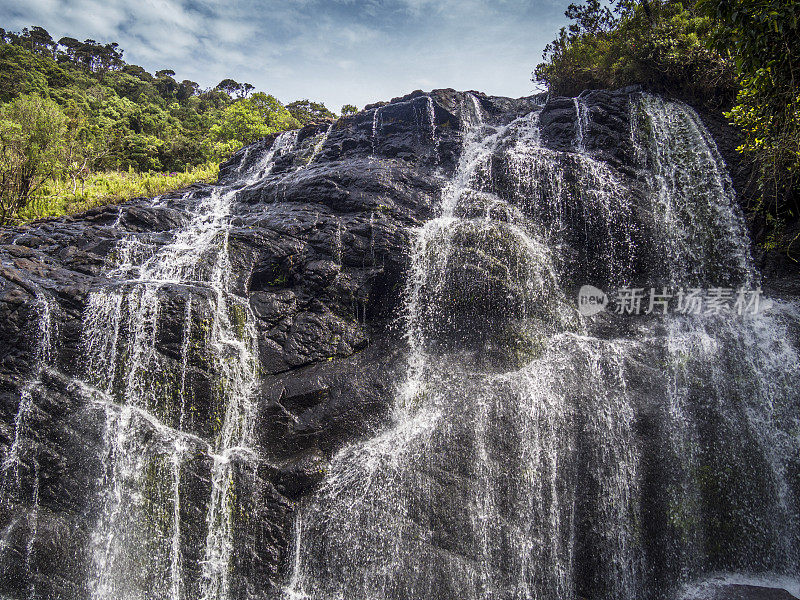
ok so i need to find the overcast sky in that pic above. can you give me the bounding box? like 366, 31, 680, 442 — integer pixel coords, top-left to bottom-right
1, 0, 568, 111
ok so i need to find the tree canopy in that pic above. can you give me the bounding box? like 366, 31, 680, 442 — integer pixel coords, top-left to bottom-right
534, 0, 737, 106
697, 0, 799, 227
287, 99, 337, 124
0, 25, 336, 224
208, 93, 300, 160
0, 94, 67, 223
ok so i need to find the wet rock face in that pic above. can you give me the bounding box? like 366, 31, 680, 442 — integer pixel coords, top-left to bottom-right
0, 87, 770, 599
681, 583, 800, 600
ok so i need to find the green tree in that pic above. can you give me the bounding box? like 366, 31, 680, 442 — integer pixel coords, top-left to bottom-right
216, 78, 241, 97
534, 0, 736, 105
341, 104, 358, 116
154, 70, 179, 99
249, 93, 300, 130
0, 25, 312, 220
176, 80, 200, 103
698, 0, 800, 226
287, 99, 336, 124
239, 83, 254, 98
21, 26, 56, 57
57, 36, 80, 61
0, 94, 67, 224
61, 102, 112, 193
207, 93, 300, 160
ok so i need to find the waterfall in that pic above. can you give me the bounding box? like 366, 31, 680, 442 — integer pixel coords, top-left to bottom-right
426, 95, 438, 149
372, 107, 382, 156
632, 94, 752, 285
0, 291, 56, 599
2, 292, 55, 488
82, 130, 297, 600
306, 123, 334, 167
282, 93, 800, 600
4, 90, 795, 600
284, 94, 579, 600
253, 130, 299, 179
573, 97, 588, 152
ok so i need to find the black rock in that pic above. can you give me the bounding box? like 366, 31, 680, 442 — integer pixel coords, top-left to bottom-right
0, 86, 791, 600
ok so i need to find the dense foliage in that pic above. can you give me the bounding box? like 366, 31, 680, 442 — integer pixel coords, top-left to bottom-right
208, 93, 300, 161
286, 99, 337, 124
534, 0, 737, 107
697, 0, 799, 245
0, 94, 67, 223
0, 26, 344, 224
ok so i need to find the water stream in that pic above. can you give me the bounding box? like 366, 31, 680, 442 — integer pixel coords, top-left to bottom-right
282, 94, 800, 600
4, 92, 797, 600
82, 131, 298, 600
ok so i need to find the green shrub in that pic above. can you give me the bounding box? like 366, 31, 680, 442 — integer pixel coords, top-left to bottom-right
698, 0, 800, 244
534, 0, 737, 107
0, 94, 68, 224
18, 162, 219, 222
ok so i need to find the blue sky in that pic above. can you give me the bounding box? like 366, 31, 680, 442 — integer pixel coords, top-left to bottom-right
1, 0, 569, 111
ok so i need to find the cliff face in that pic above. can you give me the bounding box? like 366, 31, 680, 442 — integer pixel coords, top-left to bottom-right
0, 88, 532, 598
0, 87, 797, 600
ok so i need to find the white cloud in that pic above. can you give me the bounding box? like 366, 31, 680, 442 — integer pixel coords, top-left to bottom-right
0, 0, 568, 109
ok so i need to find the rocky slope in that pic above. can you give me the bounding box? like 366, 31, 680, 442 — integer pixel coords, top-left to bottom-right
0, 87, 796, 600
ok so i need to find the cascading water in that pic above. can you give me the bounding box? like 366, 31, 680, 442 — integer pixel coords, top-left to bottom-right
0, 291, 56, 599
573, 96, 588, 152
282, 92, 800, 600
426, 95, 438, 150
632, 94, 752, 285
2, 90, 797, 600
372, 106, 382, 156
284, 95, 579, 600
2, 292, 55, 489
306, 124, 335, 168
81, 130, 297, 600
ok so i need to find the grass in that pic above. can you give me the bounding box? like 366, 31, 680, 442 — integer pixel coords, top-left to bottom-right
18, 162, 220, 222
